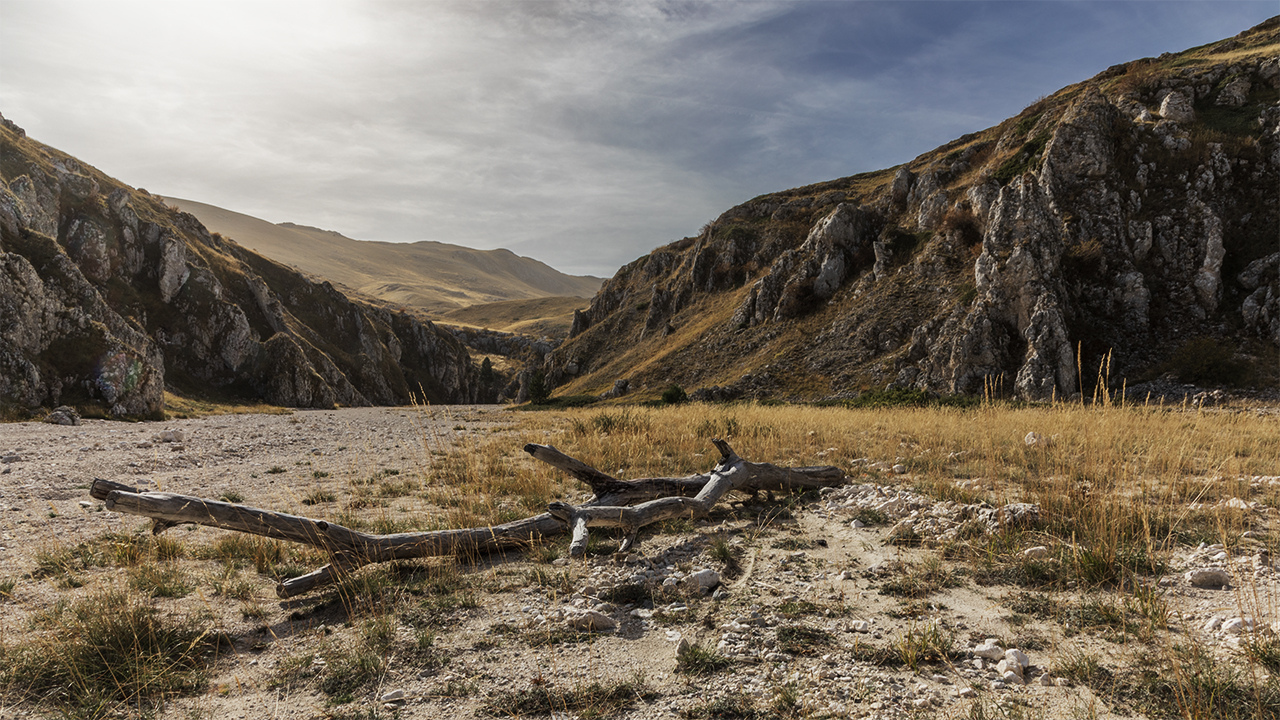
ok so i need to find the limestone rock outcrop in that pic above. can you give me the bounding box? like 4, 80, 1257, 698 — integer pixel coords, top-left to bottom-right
542, 19, 1280, 402
0, 116, 480, 416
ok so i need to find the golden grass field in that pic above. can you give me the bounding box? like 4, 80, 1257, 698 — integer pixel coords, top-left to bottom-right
0, 399, 1276, 719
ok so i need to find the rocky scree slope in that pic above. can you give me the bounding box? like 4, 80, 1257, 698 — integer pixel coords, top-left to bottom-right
0, 118, 485, 417
547, 19, 1280, 402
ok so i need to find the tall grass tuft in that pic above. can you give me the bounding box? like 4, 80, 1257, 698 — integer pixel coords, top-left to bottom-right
0, 587, 212, 713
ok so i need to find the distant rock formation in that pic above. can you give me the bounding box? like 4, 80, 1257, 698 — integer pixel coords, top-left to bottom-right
0, 112, 483, 417
542, 18, 1280, 401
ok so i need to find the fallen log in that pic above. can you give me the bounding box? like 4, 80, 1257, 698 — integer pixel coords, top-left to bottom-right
90, 440, 844, 598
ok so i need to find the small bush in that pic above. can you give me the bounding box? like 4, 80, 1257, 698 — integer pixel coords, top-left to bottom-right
676, 642, 734, 675
662, 384, 688, 405
895, 621, 956, 671
481, 677, 653, 718
1163, 336, 1249, 385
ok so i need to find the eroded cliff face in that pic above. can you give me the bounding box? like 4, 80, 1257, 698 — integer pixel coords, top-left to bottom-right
546, 19, 1280, 402
0, 116, 481, 417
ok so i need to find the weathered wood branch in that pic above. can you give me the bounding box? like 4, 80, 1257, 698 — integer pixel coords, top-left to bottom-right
89, 440, 845, 597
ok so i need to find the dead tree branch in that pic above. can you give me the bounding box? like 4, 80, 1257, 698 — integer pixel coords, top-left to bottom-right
89, 439, 844, 598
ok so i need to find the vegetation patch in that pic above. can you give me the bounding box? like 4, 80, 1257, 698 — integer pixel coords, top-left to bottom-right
481, 677, 653, 718
0, 588, 213, 714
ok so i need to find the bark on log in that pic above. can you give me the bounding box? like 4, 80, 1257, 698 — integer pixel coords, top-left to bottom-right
89, 440, 845, 598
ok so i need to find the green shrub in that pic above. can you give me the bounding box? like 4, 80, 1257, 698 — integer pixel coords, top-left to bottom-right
1164, 336, 1249, 385
662, 384, 688, 404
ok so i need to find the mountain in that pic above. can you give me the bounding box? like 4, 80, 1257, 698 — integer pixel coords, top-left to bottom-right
540, 18, 1280, 403
162, 197, 602, 315
0, 117, 490, 418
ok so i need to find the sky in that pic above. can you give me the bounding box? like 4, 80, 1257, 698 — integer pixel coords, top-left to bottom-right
1, 1, 1275, 277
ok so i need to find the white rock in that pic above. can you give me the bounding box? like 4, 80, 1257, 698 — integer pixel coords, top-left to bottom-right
1024, 431, 1045, 447
1203, 616, 1224, 632
1186, 568, 1231, 588
1023, 546, 1050, 560
851, 519, 866, 528
1004, 648, 1029, 671
379, 689, 405, 702
973, 639, 1004, 661
567, 609, 616, 632
1221, 617, 1253, 635
1001, 670, 1024, 685
957, 687, 977, 698
851, 620, 871, 632
892, 464, 907, 474
78, 501, 93, 509
689, 568, 721, 590
1038, 673, 1054, 687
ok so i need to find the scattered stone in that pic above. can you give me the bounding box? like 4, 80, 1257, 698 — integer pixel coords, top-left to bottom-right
973, 639, 1005, 661
689, 568, 721, 591
566, 609, 616, 632
1023, 546, 1050, 560
154, 429, 186, 443
379, 689, 406, 703
1221, 617, 1253, 635
44, 406, 80, 426
1186, 568, 1231, 588
892, 464, 907, 474
78, 501, 93, 509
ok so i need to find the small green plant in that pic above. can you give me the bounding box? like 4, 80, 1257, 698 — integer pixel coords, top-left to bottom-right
879, 556, 962, 598
679, 692, 766, 719
662, 384, 688, 404
895, 621, 956, 671
266, 466, 286, 474
676, 642, 734, 675
129, 562, 193, 598
301, 489, 337, 505
219, 491, 244, 503
770, 681, 802, 717
480, 676, 652, 717
776, 625, 832, 656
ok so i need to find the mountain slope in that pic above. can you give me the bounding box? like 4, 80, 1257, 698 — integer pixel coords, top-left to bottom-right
163, 197, 602, 314
0, 116, 487, 417
542, 18, 1280, 403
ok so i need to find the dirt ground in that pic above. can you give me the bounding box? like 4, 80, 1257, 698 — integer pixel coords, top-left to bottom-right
0, 406, 1275, 719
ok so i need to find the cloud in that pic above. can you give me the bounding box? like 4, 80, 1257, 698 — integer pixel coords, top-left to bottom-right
2, 0, 1275, 276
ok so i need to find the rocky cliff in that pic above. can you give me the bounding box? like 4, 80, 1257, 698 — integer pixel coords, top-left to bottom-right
544, 18, 1280, 403
0, 117, 483, 418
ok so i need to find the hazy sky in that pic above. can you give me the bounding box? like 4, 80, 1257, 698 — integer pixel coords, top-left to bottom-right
1, 1, 1274, 276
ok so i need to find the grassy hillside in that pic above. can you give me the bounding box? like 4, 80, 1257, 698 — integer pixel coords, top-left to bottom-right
164, 197, 602, 314
436, 295, 589, 338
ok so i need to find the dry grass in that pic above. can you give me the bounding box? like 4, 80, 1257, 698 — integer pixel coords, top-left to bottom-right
1, 399, 1277, 718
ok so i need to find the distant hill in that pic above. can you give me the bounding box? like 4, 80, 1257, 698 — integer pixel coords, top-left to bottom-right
162, 198, 603, 314
540, 17, 1280, 403
437, 296, 589, 338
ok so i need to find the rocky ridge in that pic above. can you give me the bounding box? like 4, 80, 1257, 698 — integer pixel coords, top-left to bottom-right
544, 19, 1280, 402
0, 118, 487, 416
